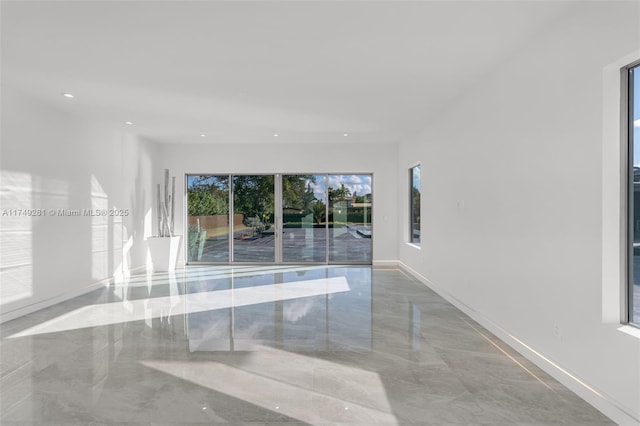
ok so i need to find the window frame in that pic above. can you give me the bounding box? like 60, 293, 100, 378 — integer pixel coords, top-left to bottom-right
409, 164, 421, 246
626, 61, 640, 328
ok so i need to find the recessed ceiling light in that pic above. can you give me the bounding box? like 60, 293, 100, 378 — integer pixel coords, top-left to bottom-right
125, 121, 133, 125
273, 133, 279, 137
62, 93, 74, 99
200, 133, 206, 137
343, 133, 349, 137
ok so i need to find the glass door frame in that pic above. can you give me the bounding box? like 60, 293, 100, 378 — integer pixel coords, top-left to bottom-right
185, 173, 373, 265
231, 173, 278, 264
280, 174, 329, 264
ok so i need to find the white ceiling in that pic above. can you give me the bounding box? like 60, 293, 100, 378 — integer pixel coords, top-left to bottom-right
1, 1, 576, 144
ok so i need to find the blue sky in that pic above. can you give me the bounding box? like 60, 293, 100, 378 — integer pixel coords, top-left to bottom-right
306, 175, 327, 202
187, 175, 228, 189
187, 174, 372, 202
327, 175, 372, 197
412, 165, 421, 190
309, 175, 372, 201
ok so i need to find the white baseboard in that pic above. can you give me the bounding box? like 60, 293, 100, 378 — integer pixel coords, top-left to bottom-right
0, 279, 109, 324
0, 264, 147, 324
397, 261, 640, 426
372, 260, 400, 268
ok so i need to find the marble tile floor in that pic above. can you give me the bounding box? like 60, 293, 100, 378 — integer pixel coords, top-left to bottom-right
0, 265, 613, 425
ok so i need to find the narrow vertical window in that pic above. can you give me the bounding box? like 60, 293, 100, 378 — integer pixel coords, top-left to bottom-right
410, 165, 421, 245
629, 64, 640, 327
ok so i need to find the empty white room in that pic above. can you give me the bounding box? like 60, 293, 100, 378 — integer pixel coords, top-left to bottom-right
1, 1, 639, 425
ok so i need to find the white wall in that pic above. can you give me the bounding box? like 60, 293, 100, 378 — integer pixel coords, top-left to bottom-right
157, 142, 398, 265
398, 2, 640, 424
0, 86, 158, 322
3, 1, 636, 421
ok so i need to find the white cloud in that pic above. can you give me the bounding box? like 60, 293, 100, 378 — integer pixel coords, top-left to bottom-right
302, 175, 373, 201
412, 165, 421, 184
635, 119, 640, 128
308, 180, 327, 201
327, 175, 372, 196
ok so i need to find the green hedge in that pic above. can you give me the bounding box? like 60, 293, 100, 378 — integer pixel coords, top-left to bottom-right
283, 212, 372, 225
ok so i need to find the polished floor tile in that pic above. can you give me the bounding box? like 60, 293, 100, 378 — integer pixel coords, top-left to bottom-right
0, 266, 613, 425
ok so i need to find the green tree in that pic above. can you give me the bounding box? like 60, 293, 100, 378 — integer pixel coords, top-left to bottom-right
282, 175, 315, 211
233, 175, 275, 224
311, 200, 326, 224
329, 184, 351, 201
187, 175, 229, 216
188, 190, 228, 216
412, 186, 421, 226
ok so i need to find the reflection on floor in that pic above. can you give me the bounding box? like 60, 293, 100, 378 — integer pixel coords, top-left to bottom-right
0, 266, 613, 425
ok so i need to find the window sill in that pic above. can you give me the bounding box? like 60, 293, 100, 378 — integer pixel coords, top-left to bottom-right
406, 242, 421, 250
617, 325, 640, 339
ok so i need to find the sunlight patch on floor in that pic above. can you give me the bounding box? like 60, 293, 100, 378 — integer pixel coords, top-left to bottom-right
141, 345, 397, 425
8, 277, 350, 338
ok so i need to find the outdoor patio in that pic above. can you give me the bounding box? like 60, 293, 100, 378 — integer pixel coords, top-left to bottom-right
195, 227, 372, 263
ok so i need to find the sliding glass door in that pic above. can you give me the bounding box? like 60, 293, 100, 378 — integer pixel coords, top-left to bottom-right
186, 175, 230, 262
232, 175, 275, 262
328, 175, 372, 263
282, 175, 327, 262
186, 173, 372, 264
